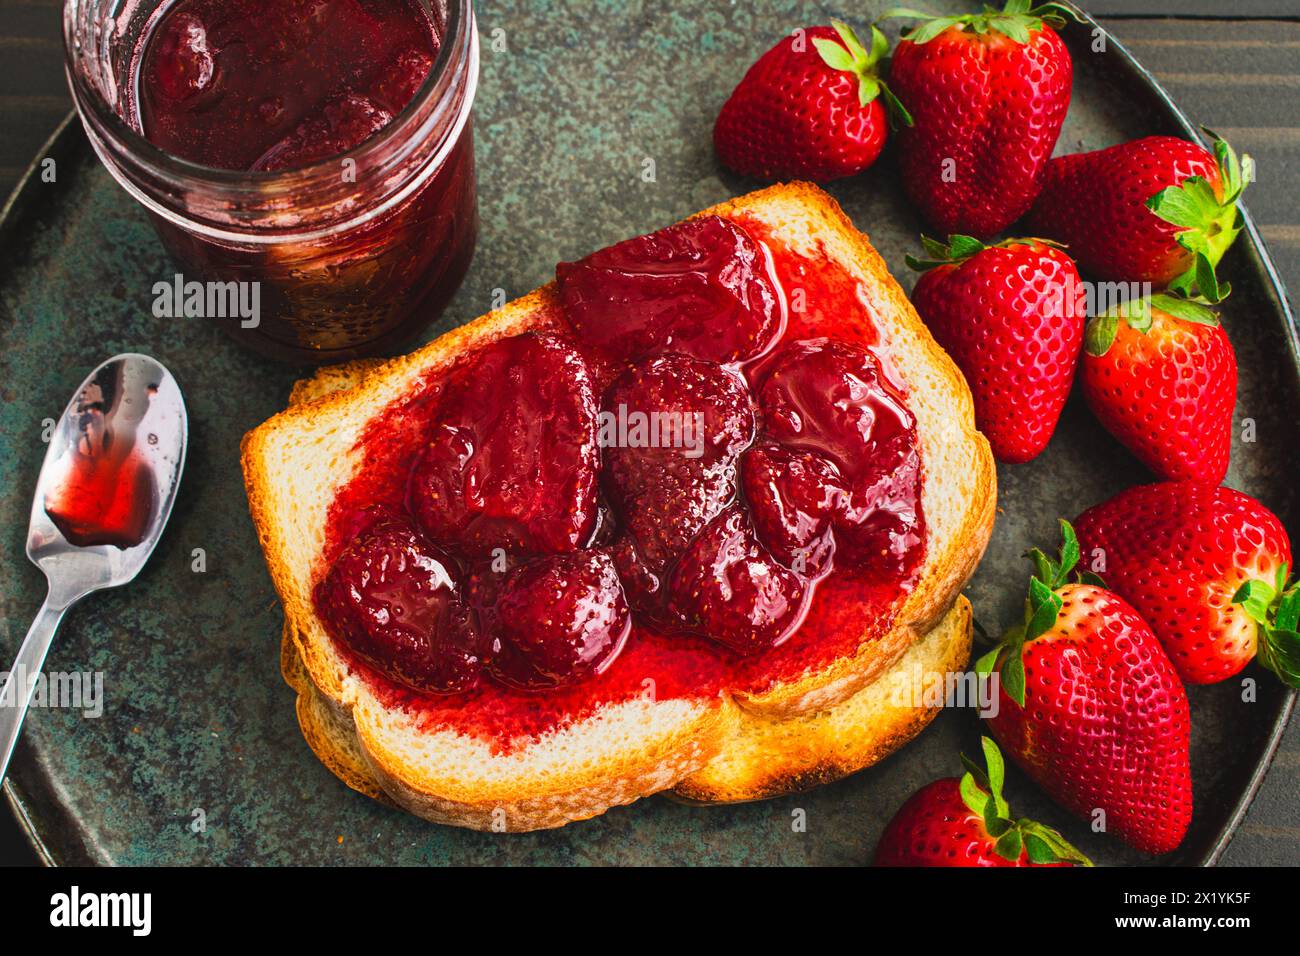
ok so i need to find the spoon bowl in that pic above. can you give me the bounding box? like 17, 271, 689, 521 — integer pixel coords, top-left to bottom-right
1, 353, 187, 783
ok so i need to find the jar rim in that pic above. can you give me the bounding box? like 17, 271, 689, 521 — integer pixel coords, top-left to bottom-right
64, 0, 473, 189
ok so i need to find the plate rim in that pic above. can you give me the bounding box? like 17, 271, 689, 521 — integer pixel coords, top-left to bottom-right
1, 9, 1296, 865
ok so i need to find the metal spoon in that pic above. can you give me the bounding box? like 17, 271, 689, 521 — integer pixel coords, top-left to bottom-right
0, 354, 187, 785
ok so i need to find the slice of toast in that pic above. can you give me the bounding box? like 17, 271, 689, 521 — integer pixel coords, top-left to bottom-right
243, 183, 996, 831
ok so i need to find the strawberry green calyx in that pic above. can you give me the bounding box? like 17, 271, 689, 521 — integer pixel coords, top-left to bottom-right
905, 233, 1060, 271
976, 519, 1098, 706
1148, 130, 1253, 299
1232, 563, 1300, 688
880, 0, 1083, 46
959, 736, 1093, 865
813, 20, 914, 127
1083, 290, 1220, 357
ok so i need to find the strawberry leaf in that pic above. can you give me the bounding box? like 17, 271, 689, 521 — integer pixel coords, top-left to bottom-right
948, 234, 986, 259
879, 81, 914, 128
974, 643, 1003, 677
1146, 185, 1207, 229
1196, 252, 1226, 303
981, 735, 1008, 815
960, 754, 991, 791
1234, 570, 1300, 688
1150, 132, 1252, 300
1023, 833, 1057, 864
950, 737, 1094, 867
1150, 292, 1219, 326
1028, 546, 1056, 588
868, 22, 890, 64
989, 15, 1031, 43
883, 0, 1077, 47
920, 234, 950, 259
857, 75, 882, 107
1232, 579, 1275, 622
902, 15, 965, 44
959, 770, 991, 815
831, 18, 871, 62
1002, 649, 1027, 707
1084, 314, 1118, 357
813, 37, 857, 73
1026, 578, 1063, 641
906, 234, 986, 271
994, 827, 1024, 861
1019, 820, 1094, 866
1258, 628, 1300, 689
1057, 519, 1081, 582
1277, 586, 1300, 633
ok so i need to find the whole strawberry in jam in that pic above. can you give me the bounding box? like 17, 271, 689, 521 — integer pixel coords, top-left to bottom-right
668, 507, 807, 655
139, 0, 438, 171
149, 12, 216, 102
254, 92, 394, 172
408, 332, 600, 558
487, 551, 631, 691
556, 217, 784, 366
876, 737, 1090, 867
1027, 133, 1251, 291
886, 2, 1075, 238
602, 353, 756, 606
713, 21, 910, 183
741, 443, 842, 575
1074, 481, 1298, 687
315, 513, 484, 694
909, 235, 1085, 464
757, 339, 923, 576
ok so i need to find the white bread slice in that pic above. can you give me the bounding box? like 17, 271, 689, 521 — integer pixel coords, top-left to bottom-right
282, 597, 972, 814
243, 183, 995, 831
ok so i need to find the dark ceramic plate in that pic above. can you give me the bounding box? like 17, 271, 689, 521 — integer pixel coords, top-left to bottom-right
1, 2, 1295, 866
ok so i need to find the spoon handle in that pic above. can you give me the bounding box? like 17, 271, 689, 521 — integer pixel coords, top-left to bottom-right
0, 593, 70, 786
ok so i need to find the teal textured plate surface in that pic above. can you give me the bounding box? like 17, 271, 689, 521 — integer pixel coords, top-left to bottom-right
1, 1, 1296, 866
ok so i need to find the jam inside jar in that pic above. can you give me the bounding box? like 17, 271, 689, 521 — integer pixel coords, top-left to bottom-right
64, 0, 479, 363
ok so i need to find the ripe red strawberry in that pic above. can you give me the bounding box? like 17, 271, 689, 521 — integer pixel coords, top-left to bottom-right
909, 235, 1084, 463
885, 1, 1075, 238
1081, 295, 1236, 482
713, 21, 910, 183
875, 736, 1091, 867
1074, 481, 1298, 687
1027, 132, 1252, 292
978, 522, 1193, 855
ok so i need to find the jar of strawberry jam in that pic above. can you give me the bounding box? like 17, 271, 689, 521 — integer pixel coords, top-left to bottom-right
64, 0, 479, 363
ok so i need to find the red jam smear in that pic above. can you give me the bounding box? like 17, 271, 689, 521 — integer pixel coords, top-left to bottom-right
314, 215, 926, 750
137, 0, 438, 171
45, 446, 155, 549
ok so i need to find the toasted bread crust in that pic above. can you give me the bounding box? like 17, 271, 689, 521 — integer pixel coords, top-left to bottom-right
243, 183, 995, 831
283, 598, 971, 821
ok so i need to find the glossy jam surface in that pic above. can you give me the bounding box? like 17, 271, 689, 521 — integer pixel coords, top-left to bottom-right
138, 0, 437, 171
314, 215, 926, 748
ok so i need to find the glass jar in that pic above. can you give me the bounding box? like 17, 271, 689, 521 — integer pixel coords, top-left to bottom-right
63, 0, 479, 363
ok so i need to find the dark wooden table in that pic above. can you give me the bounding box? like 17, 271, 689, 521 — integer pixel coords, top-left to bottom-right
1, 1, 1297, 867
